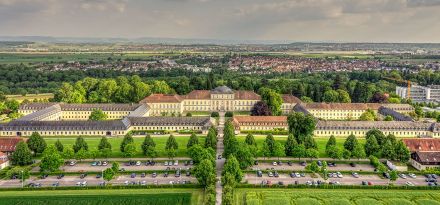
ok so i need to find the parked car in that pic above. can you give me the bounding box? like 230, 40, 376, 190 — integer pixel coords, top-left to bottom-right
164, 161, 169, 166
152, 172, 157, 178
52, 182, 59, 187
317, 161, 322, 166
80, 173, 87, 179
257, 170, 263, 177
164, 172, 169, 177
175, 170, 181, 177
272, 162, 277, 166
349, 162, 356, 167
361, 181, 368, 186
383, 172, 390, 179
405, 181, 415, 186
131, 173, 136, 178
40, 174, 48, 179
102, 161, 108, 166
268, 172, 274, 177
254, 161, 259, 165
399, 174, 407, 179
57, 174, 64, 179
69, 161, 76, 166
408, 173, 417, 178
287, 161, 292, 166
186, 170, 191, 176
96, 174, 102, 178
352, 172, 359, 178
300, 161, 307, 166
136, 161, 141, 166
274, 171, 279, 178
336, 172, 343, 178
141, 173, 146, 178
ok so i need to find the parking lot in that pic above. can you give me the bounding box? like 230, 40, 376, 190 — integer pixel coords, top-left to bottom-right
0, 173, 196, 188
252, 161, 375, 172
244, 172, 431, 186
31, 160, 194, 173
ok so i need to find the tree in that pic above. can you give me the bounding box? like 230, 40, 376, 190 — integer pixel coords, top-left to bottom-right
343, 134, 358, 152
273, 142, 285, 160
166, 135, 179, 150
98, 137, 112, 151
292, 144, 306, 161
384, 115, 393, 121
306, 148, 319, 160
359, 109, 376, 121
352, 143, 366, 160
62, 147, 75, 160
343, 149, 352, 160
194, 159, 216, 187
73, 136, 88, 153
222, 155, 242, 184
167, 147, 177, 159
285, 134, 298, 156
260, 143, 272, 159
395, 140, 410, 162
103, 167, 115, 182
337, 89, 351, 103
112, 162, 120, 173
75, 148, 89, 162
120, 133, 134, 152
366, 129, 386, 146
27, 132, 46, 156
260, 87, 283, 115
300, 96, 313, 103
11, 141, 32, 166
123, 143, 136, 158
287, 112, 316, 143
188, 145, 215, 164
142, 134, 156, 157
323, 90, 339, 102
100, 148, 112, 159
382, 140, 396, 160
235, 143, 255, 169
250, 101, 272, 116
89, 109, 107, 121
55, 139, 64, 152
390, 170, 398, 181
204, 127, 217, 150
364, 135, 381, 157
245, 133, 257, 146
306, 161, 319, 173
326, 135, 336, 149
304, 135, 317, 149
40, 145, 64, 172
222, 185, 234, 205
187, 133, 199, 148
89, 149, 100, 160
264, 134, 276, 155
327, 145, 342, 161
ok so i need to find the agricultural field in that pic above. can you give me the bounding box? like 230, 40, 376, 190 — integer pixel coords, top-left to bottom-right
43, 135, 205, 158
235, 188, 440, 205
0, 188, 203, 205
5, 93, 54, 103
236, 135, 365, 158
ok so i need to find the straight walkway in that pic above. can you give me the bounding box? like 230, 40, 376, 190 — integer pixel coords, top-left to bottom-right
215, 112, 225, 205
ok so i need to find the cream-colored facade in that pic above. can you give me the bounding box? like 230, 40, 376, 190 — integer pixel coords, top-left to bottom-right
142, 86, 300, 116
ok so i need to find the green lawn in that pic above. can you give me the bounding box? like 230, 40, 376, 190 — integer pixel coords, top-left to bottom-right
234, 188, 440, 205
236, 135, 365, 157
44, 135, 205, 158
0, 188, 204, 205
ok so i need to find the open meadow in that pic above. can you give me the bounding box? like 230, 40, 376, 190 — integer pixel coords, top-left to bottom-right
0, 188, 204, 205
235, 188, 440, 205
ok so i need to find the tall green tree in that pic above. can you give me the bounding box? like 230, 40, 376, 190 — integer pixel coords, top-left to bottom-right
287, 112, 316, 143
364, 135, 381, 157
382, 140, 396, 160
273, 142, 285, 160
98, 137, 112, 151
326, 135, 336, 149
343, 134, 358, 152
366, 129, 386, 146
204, 127, 217, 150
103, 167, 115, 182
304, 135, 317, 149
245, 133, 256, 146
55, 139, 64, 152
187, 133, 199, 148
89, 109, 107, 121
285, 134, 298, 157
264, 134, 276, 155
222, 155, 243, 184
235, 143, 255, 169
166, 135, 179, 150
292, 144, 306, 161
352, 143, 366, 160
40, 145, 64, 172
11, 141, 32, 166
123, 143, 136, 158
120, 133, 134, 152
259, 87, 283, 115
194, 159, 216, 187
27, 132, 47, 156
73, 136, 88, 153
395, 140, 410, 162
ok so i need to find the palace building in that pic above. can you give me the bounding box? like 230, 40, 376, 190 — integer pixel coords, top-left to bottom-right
140, 86, 301, 116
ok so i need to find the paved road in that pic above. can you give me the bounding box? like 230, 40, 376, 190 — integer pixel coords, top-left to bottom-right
216, 112, 225, 205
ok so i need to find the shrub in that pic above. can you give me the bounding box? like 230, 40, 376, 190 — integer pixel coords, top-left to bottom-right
225, 111, 234, 118
211, 112, 219, 117
186, 113, 192, 117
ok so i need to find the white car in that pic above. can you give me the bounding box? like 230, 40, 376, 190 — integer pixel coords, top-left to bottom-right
399, 174, 407, 179
174, 160, 178, 166
141, 181, 147, 186
406, 181, 415, 186
136, 161, 141, 166
69, 161, 76, 166
408, 173, 417, 178
76, 182, 81, 186
124, 180, 129, 185
102, 161, 108, 166
169, 181, 175, 184
81, 181, 87, 186
272, 162, 277, 166
337, 172, 343, 178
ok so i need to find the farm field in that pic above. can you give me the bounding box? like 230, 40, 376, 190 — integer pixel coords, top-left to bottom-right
43, 135, 205, 158
0, 188, 203, 205
5, 93, 54, 102
234, 188, 440, 205
236, 135, 366, 157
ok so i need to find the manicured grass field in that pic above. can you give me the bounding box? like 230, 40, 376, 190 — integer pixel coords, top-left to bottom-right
0, 188, 203, 205
236, 135, 365, 157
235, 188, 440, 205
44, 135, 205, 158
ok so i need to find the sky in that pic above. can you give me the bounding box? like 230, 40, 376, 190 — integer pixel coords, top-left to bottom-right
0, 0, 440, 43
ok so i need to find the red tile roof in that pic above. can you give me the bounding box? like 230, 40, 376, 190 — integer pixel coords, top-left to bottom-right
282, 95, 302, 104
0, 137, 26, 152
403, 138, 440, 152
184, 90, 211, 99
234, 91, 261, 100
140, 94, 182, 103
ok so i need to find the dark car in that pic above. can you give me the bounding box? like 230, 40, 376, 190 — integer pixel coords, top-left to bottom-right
96, 174, 102, 178
383, 172, 390, 179
40, 174, 48, 179
290, 172, 295, 178
130, 173, 136, 178
141, 173, 146, 178
257, 170, 263, 177
317, 161, 322, 166
80, 173, 87, 179
254, 161, 259, 165
186, 170, 191, 176
57, 174, 65, 179
164, 172, 169, 177
274, 171, 279, 178
328, 162, 336, 167
152, 172, 157, 178
287, 161, 292, 166
350, 163, 356, 167
300, 161, 307, 166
